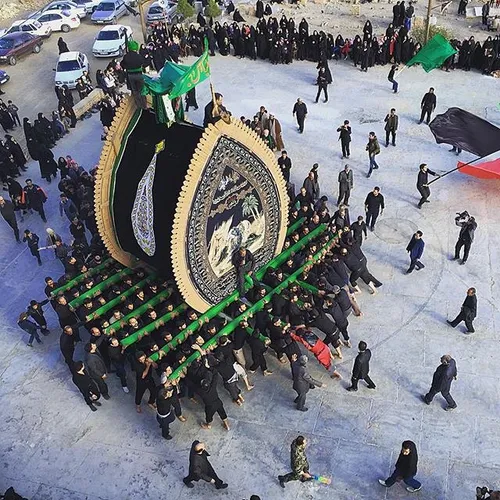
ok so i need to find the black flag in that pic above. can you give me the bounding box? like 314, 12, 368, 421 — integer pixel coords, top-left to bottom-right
429, 107, 500, 157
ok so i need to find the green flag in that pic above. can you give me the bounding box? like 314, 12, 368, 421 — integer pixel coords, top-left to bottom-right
168, 39, 211, 99
406, 34, 457, 73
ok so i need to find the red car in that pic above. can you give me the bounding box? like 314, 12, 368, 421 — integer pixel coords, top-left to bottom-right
0, 32, 43, 66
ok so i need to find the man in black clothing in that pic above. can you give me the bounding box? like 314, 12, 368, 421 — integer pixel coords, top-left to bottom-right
292, 98, 307, 133
183, 440, 228, 489
203, 93, 229, 128
72, 361, 101, 411
60, 325, 78, 371
419, 87, 437, 124
232, 247, 255, 297
453, 212, 477, 264
197, 371, 230, 431
364, 187, 385, 231
134, 351, 157, 413
336, 120, 352, 159
55, 296, 80, 340
416, 163, 439, 208
423, 354, 458, 410
23, 179, 47, 222
155, 386, 176, 440
347, 341, 376, 391
293, 186, 313, 209
323, 294, 351, 347
277, 150, 292, 182
121, 40, 147, 109
23, 230, 42, 266
447, 287, 477, 334
315, 67, 329, 103
337, 164, 353, 206
0, 196, 20, 241
352, 216, 368, 246
388, 64, 399, 93
247, 329, 273, 375
384, 108, 398, 147
84, 341, 110, 399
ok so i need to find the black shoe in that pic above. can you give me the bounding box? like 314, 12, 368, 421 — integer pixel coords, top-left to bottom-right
444, 405, 457, 411
90, 404, 97, 411
183, 479, 194, 488
93, 401, 102, 406
346, 387, 357, 392
278, 476, 285, 488
215, 483, 228, 490
421, 395, 430, 405
102, 394, 110, 400
293, 397, 299, 403
446, 320, 455, 328
297, 407, 308, 412
367, 385, 376, 389
406, 269, 413, 274
163, 434, 173, 440
392, 143, 396, 146
460, 260, 466, 265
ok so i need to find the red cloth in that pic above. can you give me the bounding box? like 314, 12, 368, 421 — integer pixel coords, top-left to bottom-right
458, 157, 500, 180
291, 331, 332, 370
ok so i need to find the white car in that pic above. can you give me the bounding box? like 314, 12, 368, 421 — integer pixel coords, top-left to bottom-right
40, 1, 87, 18
92, 24, 132, 57
35, 11, 81, 32
73, 0, 101, 13
54, 51, 89, 89
0, 19, 52, 38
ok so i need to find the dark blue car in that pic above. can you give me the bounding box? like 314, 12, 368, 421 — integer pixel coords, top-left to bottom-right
0, 69, 10, 88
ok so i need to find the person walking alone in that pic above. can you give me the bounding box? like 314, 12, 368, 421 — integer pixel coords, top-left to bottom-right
447, 287, 477, 334
422, 354, 458, 410
419, 87, 437, 124
0, 196, 20, 242
366, 132, 381, 177
292, 354, 325, 411
278, 435, 312, 488
292, 98, 308, 134
23, 230, 42, 266
406, 231, 425, 273
346, 341, 376, 391
379, 441, 422, 492
388, 64, 399, 93
453, 212, 477, 265
337, 120, 352, 158
315, 67, 329, 103
337, 164, 353, 206
384, 108, 398, 147
183, 440, 228, 489
364, 187, 385, 231
416, 163, 439, 209
17, 312, 42, 347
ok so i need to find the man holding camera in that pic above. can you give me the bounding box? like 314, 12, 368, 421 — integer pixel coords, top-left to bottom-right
454, 211, 477, 264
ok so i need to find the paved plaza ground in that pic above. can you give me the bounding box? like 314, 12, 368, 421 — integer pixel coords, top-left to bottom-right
1, 52, 500, 499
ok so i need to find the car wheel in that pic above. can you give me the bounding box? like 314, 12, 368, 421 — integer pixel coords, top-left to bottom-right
33, 44, 41, 53
61, 24, 70, 33
8, 55, 17, 66
118, 47, 124, 56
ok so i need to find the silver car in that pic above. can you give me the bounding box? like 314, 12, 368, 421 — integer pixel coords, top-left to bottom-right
146, 1, 177, 25
91, 0, 128, 24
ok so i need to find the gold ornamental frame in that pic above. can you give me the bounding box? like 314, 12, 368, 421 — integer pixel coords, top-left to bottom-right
171, 117, 289, 312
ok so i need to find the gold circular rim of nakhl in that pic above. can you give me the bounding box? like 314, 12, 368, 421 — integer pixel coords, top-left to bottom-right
171, 117, 289, 313
94, 95, 139, 270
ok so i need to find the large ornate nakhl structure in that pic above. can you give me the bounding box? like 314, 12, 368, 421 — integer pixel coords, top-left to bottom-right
94, 51, 288, 312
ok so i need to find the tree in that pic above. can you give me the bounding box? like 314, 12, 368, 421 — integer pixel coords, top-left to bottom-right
242, 194, 260, 221
176, 0, 195, 19
204, 0, 221, 18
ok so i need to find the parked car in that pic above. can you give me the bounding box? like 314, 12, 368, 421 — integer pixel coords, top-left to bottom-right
40, 1, 87, 18
54, 51, 89, 88
91, 0, 129, 24
73, 0, 101, 13
0, 19, 52, 38
0, 32, 43, 66
146, 1, 177, 25
0, 69, 10, 88
92, 24, 132, 57
35, 11, 81, 32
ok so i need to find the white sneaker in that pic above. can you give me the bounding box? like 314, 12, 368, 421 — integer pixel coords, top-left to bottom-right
378, 479, 388, 487
122, 386, 130, 393
406, 486, 422, 492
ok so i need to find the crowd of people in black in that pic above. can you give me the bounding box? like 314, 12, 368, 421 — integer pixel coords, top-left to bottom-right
134, 5, 500, 76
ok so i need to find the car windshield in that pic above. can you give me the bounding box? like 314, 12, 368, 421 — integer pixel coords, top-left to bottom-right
57, 60, 80, 71
0, 39, 14, 49
149, 6, 163, 13
96, 3, 115, 11
97, 30, 119, 40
